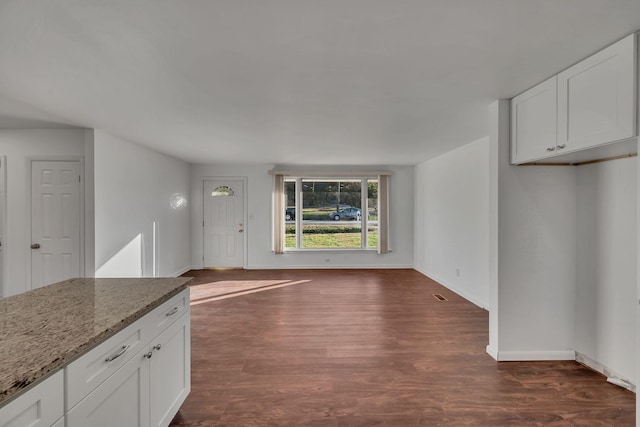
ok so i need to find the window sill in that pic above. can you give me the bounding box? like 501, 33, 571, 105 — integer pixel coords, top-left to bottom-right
282, 248, 380, 254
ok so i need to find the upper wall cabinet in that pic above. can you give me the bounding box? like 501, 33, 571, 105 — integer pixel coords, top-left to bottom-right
557, 35, 636, 153
511, 33, 637, 165
511, 76, 558, 164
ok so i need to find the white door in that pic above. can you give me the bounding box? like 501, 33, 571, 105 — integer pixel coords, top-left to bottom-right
203, 179, 244, 268
31, 161, 81, 289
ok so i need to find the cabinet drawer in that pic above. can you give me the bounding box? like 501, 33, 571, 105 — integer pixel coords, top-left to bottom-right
0, 370, 63, 427
66, 316, 149, 411
145, 289, 190, 339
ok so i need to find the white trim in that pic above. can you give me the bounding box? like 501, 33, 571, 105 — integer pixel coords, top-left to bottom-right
0, 156, 5, 298
169, 265, 193, 278
414, 267, 489, 310
575, 351, 636, 392
246, 264, 413, 270
284, 248, 378, 253
269, 170, 393, 177
485, 345, 499, 361
496, 350, 576, 361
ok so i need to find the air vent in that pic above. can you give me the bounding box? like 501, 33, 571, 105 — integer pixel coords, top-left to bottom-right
433, 294, 448, 301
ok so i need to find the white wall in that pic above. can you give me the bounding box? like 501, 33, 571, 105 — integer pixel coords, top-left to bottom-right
93, 131, 190, 278
190, 163, 414, 269
414, 137, 490, 308
575, 157, 637, 384
489, 100, 577, 361
0, 129, 87, 296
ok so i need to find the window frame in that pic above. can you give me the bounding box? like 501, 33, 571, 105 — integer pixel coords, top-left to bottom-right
272, 171, 390, 254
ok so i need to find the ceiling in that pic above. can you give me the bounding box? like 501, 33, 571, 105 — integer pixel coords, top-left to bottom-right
0, 1, 639, 165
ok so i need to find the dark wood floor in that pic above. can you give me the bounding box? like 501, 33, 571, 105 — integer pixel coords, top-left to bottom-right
170, 269, 635, 426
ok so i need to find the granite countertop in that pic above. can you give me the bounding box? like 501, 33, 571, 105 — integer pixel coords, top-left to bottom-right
0, 277, 192, 406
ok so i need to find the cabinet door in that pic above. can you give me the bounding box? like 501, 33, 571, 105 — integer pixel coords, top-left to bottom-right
557, 34, 636, 153
511, 76, 558, 164
0, 371, 63, 427
67, 349, 150, 427
149, 313, 191, 427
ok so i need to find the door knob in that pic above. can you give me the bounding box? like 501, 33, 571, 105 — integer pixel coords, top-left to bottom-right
31, 243, 40, 249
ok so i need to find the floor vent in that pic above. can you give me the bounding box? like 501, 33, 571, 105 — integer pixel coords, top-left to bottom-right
433, 294, 448, 301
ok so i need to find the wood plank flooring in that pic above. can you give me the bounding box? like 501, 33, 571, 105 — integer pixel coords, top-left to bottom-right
170, 269, 635, 426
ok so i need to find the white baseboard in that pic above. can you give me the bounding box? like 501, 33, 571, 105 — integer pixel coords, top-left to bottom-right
497, 350, 575, 361
413, 267, 488, 310
169, 266, 194, 277
245, 264, 414, 270
486, 345, 498, 361
575, 351, 636, 392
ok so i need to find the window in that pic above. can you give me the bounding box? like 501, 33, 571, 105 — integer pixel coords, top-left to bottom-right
211, 185, 234, 197
273, 172, 390, 253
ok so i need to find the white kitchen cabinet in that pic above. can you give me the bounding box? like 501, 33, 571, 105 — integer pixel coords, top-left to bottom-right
66, 289, 190, 427
557, 34, 636, 154
149, 313, 191, 427
511, 76, 558, 164
511, 33, 637, 165
0, 371, 63, 427
67, 348, 150, 427
65, 314, 150, 410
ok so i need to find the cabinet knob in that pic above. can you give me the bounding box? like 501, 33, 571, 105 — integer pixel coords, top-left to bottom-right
153, 344, 162, 351
557, 144, 566, 150
546, 147, 556, 152
143, 351, 153, 359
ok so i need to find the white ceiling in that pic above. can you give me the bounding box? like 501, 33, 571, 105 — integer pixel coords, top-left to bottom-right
0, 1, 639, 165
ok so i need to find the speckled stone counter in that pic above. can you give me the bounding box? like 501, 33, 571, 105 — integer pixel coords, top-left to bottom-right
0, 277, 192, 406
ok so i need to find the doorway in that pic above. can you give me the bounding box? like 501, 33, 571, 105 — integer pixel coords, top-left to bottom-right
203, 179, 245, 268
31, 160, 82, 289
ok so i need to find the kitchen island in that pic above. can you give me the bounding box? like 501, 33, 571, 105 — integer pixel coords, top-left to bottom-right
0, 277, 192, 427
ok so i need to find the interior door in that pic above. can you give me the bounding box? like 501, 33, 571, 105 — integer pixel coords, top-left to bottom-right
203, 179, 244, 268
31, 160, 81, 289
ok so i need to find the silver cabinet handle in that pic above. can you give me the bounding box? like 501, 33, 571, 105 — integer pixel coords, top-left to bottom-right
31, 243, 40, 249
165, 307, 179, 317
546, 147, 556, 152
153, 344, 162, 351
105, 345, 130, 362
557, 144, 566, 149
143, 351, 153, 359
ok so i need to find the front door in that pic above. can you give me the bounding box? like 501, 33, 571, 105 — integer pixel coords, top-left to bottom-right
31, 160, 81, 289
203, 179, 244, 268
